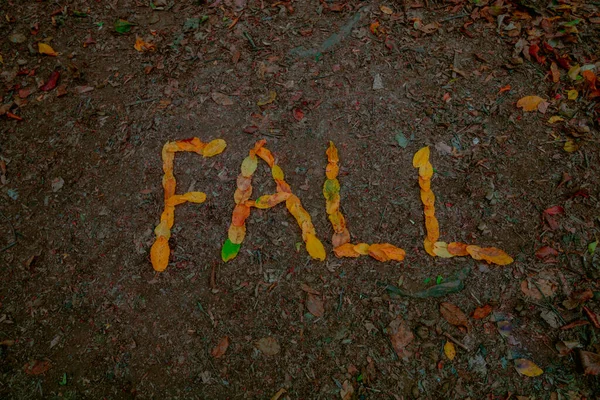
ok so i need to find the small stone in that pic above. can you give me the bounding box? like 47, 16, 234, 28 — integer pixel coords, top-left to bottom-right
372, 73, 384, 90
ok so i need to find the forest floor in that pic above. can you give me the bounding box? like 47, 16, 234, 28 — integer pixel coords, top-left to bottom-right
1, 0, 600, 399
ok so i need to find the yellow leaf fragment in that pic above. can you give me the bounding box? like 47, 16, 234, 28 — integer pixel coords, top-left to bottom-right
203, 139, 227, 157
567, 65, 580, 81
150, 236, 170, 272
334, 243, 360, 258
433, 242, 454, 258
444, 341, 456, 360
514, 359, 543, 377
567, 89, 578, 100
516, 96, 544, 112
326, 141, 339, 163
420, 189, 435, 207
425, 216, 439, 243
466, 245, 513, 265
354, 243, 370, 255
38, 42, 58, 56
547, 116, 564, 124
412, 147, 430, 168
424, 238, 436, 257
564, 139, 579, 153
257, 90, 277, 106
306, 233, 326, 261
256, 146, 275, 167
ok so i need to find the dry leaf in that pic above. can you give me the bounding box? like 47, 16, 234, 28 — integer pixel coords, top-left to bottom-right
211, 336, 230, 358
547, 115, 564, 124
472, 304, 493, 319
134, 36, 156, 52
520, 278, 556, 300
354, 243, 370, 255
577, 350, 600, 375
388, 317, 414, 359
211, 92, 234, 106
516, 95, 544, 112
334, 243, 360, 258
255, 337, 280, 356
466, 245, 513, 265
23, 360, 51, 375
306, 292, 324, 317
412, 147, 430, 168
305, 233, 326, 261
150, 236, 170, 272
447, 242, 469, 256
514, 358, 543, 377
257, 90, 277, 106
368, 243, 405, 262
550, 62, 560, 83
433, 241, 454, 258
440, 302, 470, 332
380, 5, 393, 14
444, 341, 456, 360
340, 380, 354, 400
564, 139, 579, 153
38, 42, 58, 56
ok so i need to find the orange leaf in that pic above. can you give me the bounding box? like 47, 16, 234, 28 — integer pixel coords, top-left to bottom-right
420, 189, 435, 207
234, 187, 253, 204
418, 176, 431, 191
276, 179, 292, 193
232, 204, 251, 226
326, 141, 339, 163
150, 236, 170, 272
423, 204, 435, 217
23, 360, 51, 375
354, 243, 370, 255
326, 162, 339, 180
236, 174, 252, 191
369, 243, 405, 262
254, 192, 291, 209
160, 206, 174, 229
162, 175, 176, 200
516, 95, 545, 112
472, 304, 493, 319
332, 229, 350, 248
134, 36, 156, 52
425, 216, 439, 243
447, 242, 469, 256
423, 238, 436, 256
211, 336, 230, 358
466, 245, 513, 265
256, 146, 275, 167
334, 243, 360, 258
38, 42, 58, 56
412, 146, 430, 168
440, 302, 470, 332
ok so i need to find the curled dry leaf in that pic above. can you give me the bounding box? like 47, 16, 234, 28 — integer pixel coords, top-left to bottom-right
211, 336, 230, 358
255, 337, 280, 356
577, 350, 600, 375
440, 302, 470, 332
472, 304, 493, 320
514, 358, 543, 377
466, 245, 513, 265
334, 243, 360, 258
306, 292, 324, 317
134, 36, 156, 52
23, 360, 51, 375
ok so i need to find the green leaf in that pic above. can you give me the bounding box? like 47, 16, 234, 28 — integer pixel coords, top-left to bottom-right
563, 19, 581, 27
72, 10, 88, 17
114, 19, 135, 34
221, 238, 241, 262
395, 131, 409, 148
59, 373, 67, 385
436, 275, 444, 285
589, 241, 598, 255
322, 179, 340, 201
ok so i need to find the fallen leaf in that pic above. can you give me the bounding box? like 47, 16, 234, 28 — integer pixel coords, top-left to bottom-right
556, 340, 580, 356
306, 292, 324, 317
150, 236, 170, 271
543, 205, 564, 215
293, 108, 304, 121
514, 359, 543, 377
547, 115, 564, 124
368, 243, 405, 262
550, 62, 560, 83
447, 242, 469, 256
38, 42, 58, 56
23, 360, 51, 375
114, 19, 135, 34
568, 65, 580, 80
444, 341, 456, 360
516, 95, 544, 112
577, 350, 600, 375
255, 337, 280, 356
567, 89, 578, 100
583, 306, 600, 329
257, 90, 277, 106
535, 246, 558, 260
520, 278, 556, 300
380, 5, 393, 14
210, 336, 230, 358
440, 302, 469, 332
466, 245, 513, 265
334, 243, 360, 258
472, 304, 493, 320
564, 139, 579, 153
433, 241, 454, 258
40, 70, 60, 91
305, 233, 326, 261
340, 380, 354, 400
412, 146, 430, 168
211, 92, 233, 106
134, 36, 156, 52
388, 317, 414, 359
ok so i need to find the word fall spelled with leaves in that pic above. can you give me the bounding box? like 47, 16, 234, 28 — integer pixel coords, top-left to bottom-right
149, 138, 513, 272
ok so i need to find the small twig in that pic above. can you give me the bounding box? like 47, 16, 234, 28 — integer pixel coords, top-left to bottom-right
0, 211, 17, 252
441, 13, 469, 22
444, 332, 469, 351
125, 97, 159, 107
243, 31, 257, 50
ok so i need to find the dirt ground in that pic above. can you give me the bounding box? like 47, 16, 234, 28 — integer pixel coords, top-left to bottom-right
1, 0, 600, 398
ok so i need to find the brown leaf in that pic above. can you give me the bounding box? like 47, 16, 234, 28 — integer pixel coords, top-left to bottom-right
520, 278, 556, 300
472, 304, 493, 320
211, 92, 233, 106
306, 293, 324, 317
255, 337, 280, 356
440, 302, 470, 332
23, 360, 51, 375
388, 317, 414, 359
577, 350, 600, 375
583, 306, 600, 329
300, 284, 320, 295
210, 336, 230, 358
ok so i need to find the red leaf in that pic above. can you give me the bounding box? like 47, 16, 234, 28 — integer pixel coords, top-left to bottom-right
535, 246, 558, 259
583, 306, 600, 329
243, 125, 259, 134
544, 213, 559, 231
555, 54, 571, 69
472, 304, 493, 320
41, 71, 60, 91
293, 108, 304, 121
543, 205, 564, 215
6, 112, 23, 121
529, 44, 545, 64
210, 336, 230, 358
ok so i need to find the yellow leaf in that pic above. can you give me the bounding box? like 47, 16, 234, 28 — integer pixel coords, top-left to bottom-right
418, 176, 431, 191
182, 191, 207, 203
444, 341, 456, 360
38, 42, 58, 56
425, 216, 439, 243
412, 147, 430, 168
326, 162, 339, 180
466, 245, 513, 265
328, 211, 346, 232
420, 189, 435, 207
150, 236, 170, 272
241, 155, 258, 177
369, 243, 405, 262
160, 206, 175, 229
423, 238, 436, 257
423, 204, 435, 217
228, 224, 246, 244
305, 233, 326, 261
567, 89, 578, 100
419, 162, 433, 179
202, 139, 227, 157
334, 243, 360, 258
516, 96, 544, 112
567, 64, 580, 80
257, 90, 277, 106
271, 165, 284, 181
380, 5, 394, 14
564, 139, 579, 153
154, 220, 171, 239
514, 359, 543, 377
433, 242, 454, 258
254, 192, 291, 209
547, 116, 564, 124
354, 243, 370, 255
